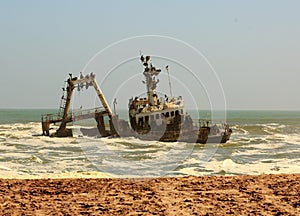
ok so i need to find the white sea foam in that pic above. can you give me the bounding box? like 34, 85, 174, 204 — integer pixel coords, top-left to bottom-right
0, 119, 299, 178
278, 134, 300, 144
231, 126, 249, 135
0, 170, 113, 179
201, 158, 300, 176
183, 157, 199, 165
246, 142, 287, 150
175, 167, 201, 176
0, 165, 12, 171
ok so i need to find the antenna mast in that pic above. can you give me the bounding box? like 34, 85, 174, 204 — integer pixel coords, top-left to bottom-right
166, 65, 173, 98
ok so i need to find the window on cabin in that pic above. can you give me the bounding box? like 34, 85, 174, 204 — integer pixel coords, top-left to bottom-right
171, 111, 174, 117
156, 114, 159, 119
175, 110, 179, 116
165, 112, 170, 118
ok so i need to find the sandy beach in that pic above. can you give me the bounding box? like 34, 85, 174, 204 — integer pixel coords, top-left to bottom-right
0, 174, 299, 215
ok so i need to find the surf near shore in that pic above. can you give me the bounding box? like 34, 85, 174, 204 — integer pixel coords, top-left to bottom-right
0, 174, 299, 215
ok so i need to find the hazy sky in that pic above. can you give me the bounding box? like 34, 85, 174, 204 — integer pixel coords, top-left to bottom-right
0, 0, 299, 110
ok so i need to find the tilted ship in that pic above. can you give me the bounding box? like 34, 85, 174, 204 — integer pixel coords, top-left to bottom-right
41, 55, 232, 144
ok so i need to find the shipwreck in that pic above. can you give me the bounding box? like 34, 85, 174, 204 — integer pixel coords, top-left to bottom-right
41, 55, 232, 143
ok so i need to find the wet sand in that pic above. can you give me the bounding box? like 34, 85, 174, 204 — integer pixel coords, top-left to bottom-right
0, 174, 299, 215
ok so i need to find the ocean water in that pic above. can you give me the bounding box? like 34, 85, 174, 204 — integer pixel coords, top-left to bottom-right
0, 109, 299, 178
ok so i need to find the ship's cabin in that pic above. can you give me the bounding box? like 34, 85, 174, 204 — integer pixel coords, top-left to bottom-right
128, 95, 187, 132
135, 108, 185, 125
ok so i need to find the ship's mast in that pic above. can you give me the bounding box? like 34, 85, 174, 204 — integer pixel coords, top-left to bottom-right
165, 65, 173, 98
140, 55, 161, 106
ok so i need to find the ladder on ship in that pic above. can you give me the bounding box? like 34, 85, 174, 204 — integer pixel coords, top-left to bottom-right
58, 82, 68, 118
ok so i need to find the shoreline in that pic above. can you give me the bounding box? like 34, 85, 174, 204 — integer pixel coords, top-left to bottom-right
1, 173, 299, 215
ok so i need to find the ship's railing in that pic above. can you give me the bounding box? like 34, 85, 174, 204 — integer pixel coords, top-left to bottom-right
41, 107, 105, 123
41, 113, 71, 123
72, 107, 104, 117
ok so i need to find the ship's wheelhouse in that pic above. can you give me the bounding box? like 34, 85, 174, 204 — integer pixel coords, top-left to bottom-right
135, 107, 185, 125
